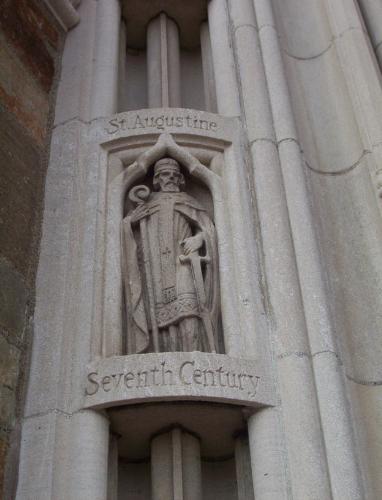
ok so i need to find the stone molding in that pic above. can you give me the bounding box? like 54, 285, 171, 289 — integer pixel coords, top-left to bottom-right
43, 0, 80, 31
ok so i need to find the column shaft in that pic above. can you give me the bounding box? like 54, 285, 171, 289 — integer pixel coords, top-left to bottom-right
151, 428, 202, 500
118, 19, 127, 113
200, 22, 218, 113
207, 0, 241, 116
356, 0, 382, 68
65, 411, 110, 500
90, 0, 121, 119
224, 0, 334, 496
17, 410, 109, 500
147, 13, 181, 108
254, 1, 365, 498
107, 433, 119, 500
247, 408, 288, 499
235, 434, 255, 500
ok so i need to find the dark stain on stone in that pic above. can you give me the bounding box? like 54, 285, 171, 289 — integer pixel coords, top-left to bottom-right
0, 0, 60, 92
0, 104, 43, 280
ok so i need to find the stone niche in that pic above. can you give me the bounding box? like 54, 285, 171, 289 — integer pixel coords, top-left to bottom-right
98, 113, 233, 359
85, 109, 273, 498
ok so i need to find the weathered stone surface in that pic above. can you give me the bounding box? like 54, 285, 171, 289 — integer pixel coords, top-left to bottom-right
0, 106, 44, 279
0, 35, 50, 146
0, 335, 21, 392
0, 437, 9, 497
0, 385, 16, 434
0, 0, 59, 92
0, 261, 28, 341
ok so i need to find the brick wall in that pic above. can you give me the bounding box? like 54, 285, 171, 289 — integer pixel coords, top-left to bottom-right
0, 1, 64, 497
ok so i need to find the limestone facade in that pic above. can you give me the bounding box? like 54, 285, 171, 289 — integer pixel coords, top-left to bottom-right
3, 0, 382, 498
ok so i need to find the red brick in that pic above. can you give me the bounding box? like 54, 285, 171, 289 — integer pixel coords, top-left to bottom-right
0, 0, 60, 92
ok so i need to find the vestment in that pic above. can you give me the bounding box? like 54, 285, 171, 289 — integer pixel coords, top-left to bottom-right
122, 191, 219, 353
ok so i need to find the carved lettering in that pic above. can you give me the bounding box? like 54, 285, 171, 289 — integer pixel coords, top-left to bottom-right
151, 366, 160, 386
216, 366, 226, 387
105, 118, 119, 134
203, 369, 216, 387
85, 359, 261, 399
86, 371, 100, 395
134, 115, 145, 128
161, 361, 174, 386
179, 361, 193, 385
247, 375, 260, 397
101, 375, 112, 392
105, 113, 220, 134
111, 373, 124, 389
124, 372, 135, 388
193, 369, 203, 385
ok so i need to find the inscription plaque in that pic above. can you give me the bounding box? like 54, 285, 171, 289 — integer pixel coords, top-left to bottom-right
84, 352, 275, 409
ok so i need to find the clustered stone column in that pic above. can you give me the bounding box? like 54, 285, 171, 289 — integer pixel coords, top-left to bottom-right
357, 0, 382, 69
200, 22, 217, 113
151, 428, 202, 500
147, 13, 181, 108
90, 0, 121, 119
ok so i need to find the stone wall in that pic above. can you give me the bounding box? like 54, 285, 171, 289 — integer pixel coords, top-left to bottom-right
0, 1, 63, 497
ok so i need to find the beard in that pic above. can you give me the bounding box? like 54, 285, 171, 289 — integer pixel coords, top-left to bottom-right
160, 182, 180, 192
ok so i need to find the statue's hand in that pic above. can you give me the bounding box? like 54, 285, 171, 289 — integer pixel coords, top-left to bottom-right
181, 233, 204, 255
130, 204, 150, 223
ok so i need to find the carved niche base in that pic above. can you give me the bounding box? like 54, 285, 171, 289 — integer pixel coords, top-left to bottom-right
84, 352, 275, 409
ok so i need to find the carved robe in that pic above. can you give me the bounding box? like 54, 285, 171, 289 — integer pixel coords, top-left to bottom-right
122, 191, 219, 353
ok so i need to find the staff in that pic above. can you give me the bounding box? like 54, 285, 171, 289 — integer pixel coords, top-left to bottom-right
129, 185, 160, 353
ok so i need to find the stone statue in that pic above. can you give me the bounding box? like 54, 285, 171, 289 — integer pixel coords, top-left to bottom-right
122, 158, 220, 354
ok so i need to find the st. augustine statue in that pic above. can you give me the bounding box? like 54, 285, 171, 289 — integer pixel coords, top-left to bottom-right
121, 158, 220, 353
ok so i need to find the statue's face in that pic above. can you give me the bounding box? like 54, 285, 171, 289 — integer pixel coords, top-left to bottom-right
155, 168, 182, 192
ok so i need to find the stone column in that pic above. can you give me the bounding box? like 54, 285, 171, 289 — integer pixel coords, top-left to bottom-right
234, 434, 255, 500
200, 22, 217, 113
207, 0, 240, 116
253, 1, 365, 498
17, 410, 109, 500
147, 13, 181, 108
212, 0, 351, 497
247, 408, 287, 499
151, 427, 202, 500
118, 19, 127, 113
90, 0, 121, 119
16, 3, 115, 489
64, 411, 110, 500
208, 0, 287, 500
107, 433, 119, 500
208, 0, 267, 360
54, 0, 98, 124
43, 0, 80, 30
357, 0, 382, 69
